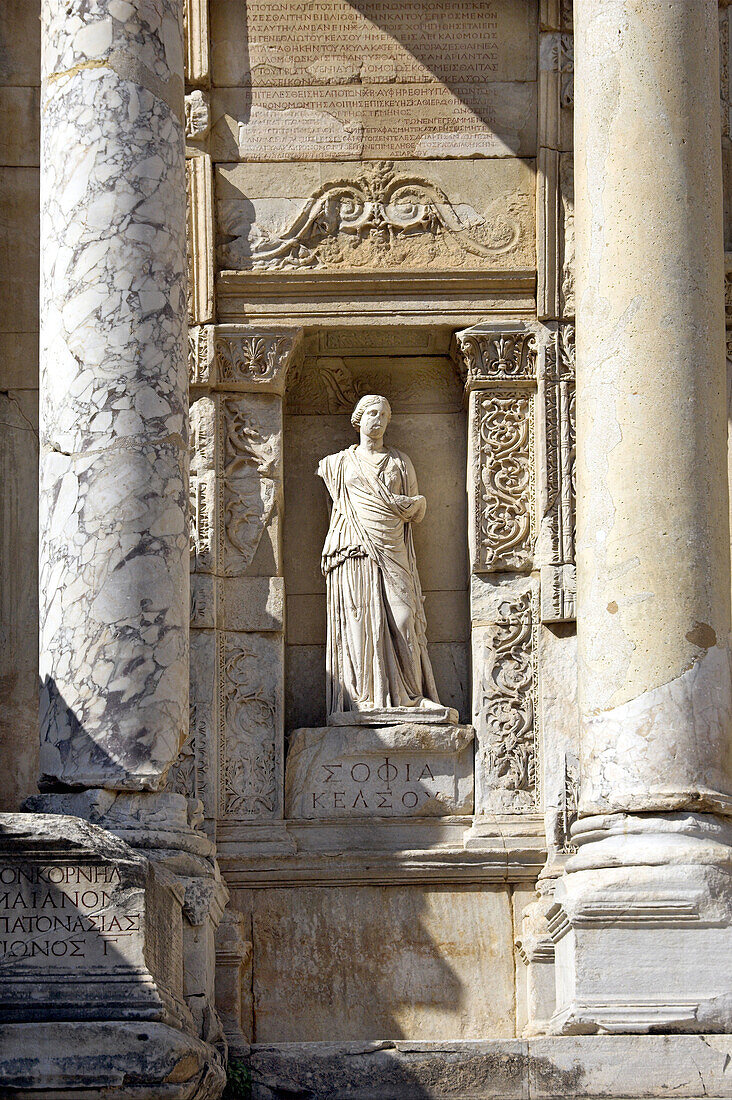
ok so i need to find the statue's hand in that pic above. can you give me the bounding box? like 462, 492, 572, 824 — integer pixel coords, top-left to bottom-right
395, 494, 427, 521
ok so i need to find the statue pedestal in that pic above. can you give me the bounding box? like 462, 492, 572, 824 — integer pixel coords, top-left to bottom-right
329, 706, 459, 726
285, 723, 474, 820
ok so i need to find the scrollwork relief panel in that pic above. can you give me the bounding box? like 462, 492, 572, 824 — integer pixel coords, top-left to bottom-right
219, 631, 283, 820
473, 585, 539, 815
470, 389, 535, 574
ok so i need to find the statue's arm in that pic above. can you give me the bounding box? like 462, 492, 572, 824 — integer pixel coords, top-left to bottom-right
401, 453, 427, 523
316, 452, 338, 502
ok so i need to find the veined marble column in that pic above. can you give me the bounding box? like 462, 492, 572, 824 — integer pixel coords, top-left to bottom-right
549, 0, 732, 1033
39, 0, 189, 790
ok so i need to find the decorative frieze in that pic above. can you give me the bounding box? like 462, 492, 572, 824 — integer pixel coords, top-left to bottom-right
241, 161, 527, 272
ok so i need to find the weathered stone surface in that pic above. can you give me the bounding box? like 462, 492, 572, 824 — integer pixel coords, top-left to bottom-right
285, 723, 474, 819
211, 0, 537, 88
0, 1020, 225, 1098
217, 159, 535, 272
237, 883, 516, 1041
0, 391, 39, 812
0, 813, 189, 1028
39, 0, 190, 791
242, 1035, 732, 1099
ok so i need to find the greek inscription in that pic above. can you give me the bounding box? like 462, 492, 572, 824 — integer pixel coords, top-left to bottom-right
0, 862, 140, 965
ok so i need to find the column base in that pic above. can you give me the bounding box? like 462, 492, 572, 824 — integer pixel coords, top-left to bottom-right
20, 793, 230, 1082
548, 814, 732, 1034
0, 1021, 225, 1098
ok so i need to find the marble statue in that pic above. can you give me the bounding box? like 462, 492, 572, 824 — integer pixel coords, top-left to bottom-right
317, 394, 452, 724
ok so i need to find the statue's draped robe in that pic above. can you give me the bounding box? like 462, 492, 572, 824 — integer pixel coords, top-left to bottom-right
317, 445, 441, 717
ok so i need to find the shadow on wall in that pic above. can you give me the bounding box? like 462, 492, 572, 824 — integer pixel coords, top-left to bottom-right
228, 880, 518, 1045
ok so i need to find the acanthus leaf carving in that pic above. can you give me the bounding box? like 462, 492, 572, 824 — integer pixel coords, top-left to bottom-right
457, 330, 538, 387
213, 328, 303, 394
247, 161, 526, 271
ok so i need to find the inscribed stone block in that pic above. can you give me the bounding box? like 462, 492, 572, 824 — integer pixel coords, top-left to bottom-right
0, 813, 188, 1028
285, 723, 474, 819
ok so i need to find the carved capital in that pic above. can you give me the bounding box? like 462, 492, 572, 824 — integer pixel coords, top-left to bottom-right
213, 327, 304, 395
454, 322, 538, 391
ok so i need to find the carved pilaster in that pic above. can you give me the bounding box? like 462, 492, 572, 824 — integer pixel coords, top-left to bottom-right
215, 910, 253, 1053
186, 155, 214, 325
471, 583, 539, 815
537, 324, 576, 622
537, 2, 574, 322
181, 334, 297, 832
184, 0, 210, 87
455, 323, 538, 575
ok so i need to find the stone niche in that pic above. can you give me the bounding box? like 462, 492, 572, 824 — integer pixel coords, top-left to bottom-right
283, 330, 470, 735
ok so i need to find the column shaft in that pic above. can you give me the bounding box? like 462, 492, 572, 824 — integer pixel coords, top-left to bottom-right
575, 0, 732, 814
549, 0, 732, 1035
39, 0, 189, 790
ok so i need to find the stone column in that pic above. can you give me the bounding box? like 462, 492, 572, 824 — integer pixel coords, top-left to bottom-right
22, 5, 229, 1083
549, 0, 732, 1033
38, 0, 189, 791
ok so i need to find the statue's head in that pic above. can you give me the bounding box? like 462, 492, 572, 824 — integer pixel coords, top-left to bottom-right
351, 394, 392, 438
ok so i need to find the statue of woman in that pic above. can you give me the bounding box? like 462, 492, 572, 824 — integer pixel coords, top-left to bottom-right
317, 394, 447, 722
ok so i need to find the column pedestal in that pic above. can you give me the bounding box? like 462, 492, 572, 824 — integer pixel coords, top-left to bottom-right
549, 815, 732, 1033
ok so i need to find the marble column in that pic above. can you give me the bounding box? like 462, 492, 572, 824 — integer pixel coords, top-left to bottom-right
549, 0, 732, 1033
38, 0, 189, 790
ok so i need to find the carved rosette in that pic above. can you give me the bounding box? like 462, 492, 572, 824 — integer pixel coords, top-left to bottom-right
475, 590, 539, 814
456, 323, 538, 575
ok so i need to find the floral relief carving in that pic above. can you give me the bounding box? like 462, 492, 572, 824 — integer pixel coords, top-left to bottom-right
287, 356, 360, 413
216, 333, 294, 387
219, 636, 279, 818
456, 330, 537, 387
478, 593, 538, 813
247, 161, 526, 271
474, 390, 535, 573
